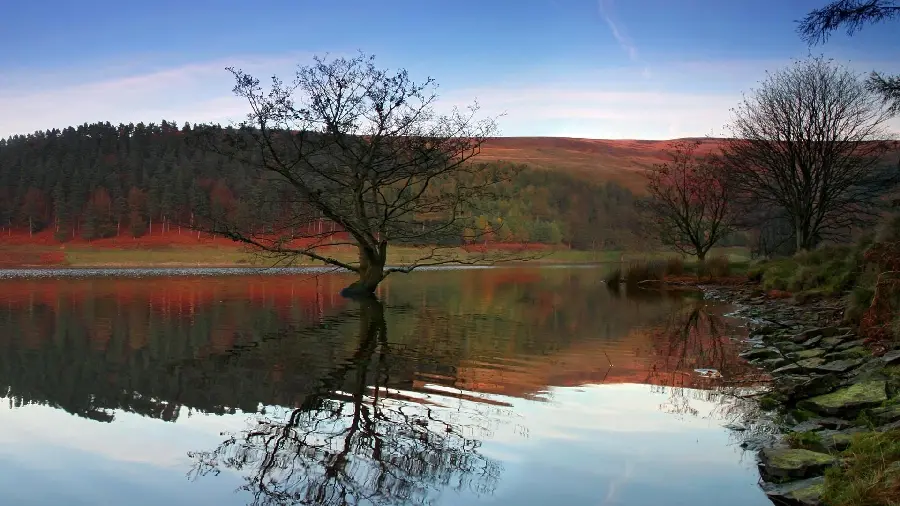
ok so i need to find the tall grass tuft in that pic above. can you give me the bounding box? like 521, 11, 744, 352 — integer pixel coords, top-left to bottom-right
698, 254, 731, 279
823, 429, 900, 506
604, 267, 622, 290
623, 260, 666, 289
666, 256, 685, 276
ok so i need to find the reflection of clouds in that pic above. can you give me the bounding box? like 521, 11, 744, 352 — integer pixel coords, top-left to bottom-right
0, 400, 246, 469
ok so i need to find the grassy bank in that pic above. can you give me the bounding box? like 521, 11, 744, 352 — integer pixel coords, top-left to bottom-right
603, 249, 753, 291
0, 243, 751, 269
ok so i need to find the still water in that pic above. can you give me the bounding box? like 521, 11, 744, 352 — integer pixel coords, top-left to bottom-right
0, 266, 770, 506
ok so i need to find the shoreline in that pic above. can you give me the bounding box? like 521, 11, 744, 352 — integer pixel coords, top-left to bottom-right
700, 281, 900, 506
0, 262, 608, 279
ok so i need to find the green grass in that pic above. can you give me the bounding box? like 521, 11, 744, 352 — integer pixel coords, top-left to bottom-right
753, 244, 868, 297
823, 430, 900, 506
785, 430, 824, 451
0, 243, 752, 269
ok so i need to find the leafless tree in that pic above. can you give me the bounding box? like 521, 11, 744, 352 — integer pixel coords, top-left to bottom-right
199, 52, 518, 296
798, 0, 900, 113
641, 140, 736, 260
721, 57, 898, 252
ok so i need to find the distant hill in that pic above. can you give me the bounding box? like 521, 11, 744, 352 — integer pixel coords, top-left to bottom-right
477, 137, 726, 192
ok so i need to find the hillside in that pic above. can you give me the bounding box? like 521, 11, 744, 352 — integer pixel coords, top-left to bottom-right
0, 123, 648, 251
478, 137, 724, 192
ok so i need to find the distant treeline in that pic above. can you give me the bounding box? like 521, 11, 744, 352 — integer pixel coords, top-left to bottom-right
0, 121, 698, 250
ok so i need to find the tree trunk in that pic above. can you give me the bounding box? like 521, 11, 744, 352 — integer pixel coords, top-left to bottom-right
340, 242, 387, 298
697, 250, 706, 261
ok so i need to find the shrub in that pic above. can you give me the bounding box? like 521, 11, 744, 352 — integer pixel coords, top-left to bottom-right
623, 260, 666, 289
666, 256, 685, 276
604, 267, 621, 290
698, 254, 731, 279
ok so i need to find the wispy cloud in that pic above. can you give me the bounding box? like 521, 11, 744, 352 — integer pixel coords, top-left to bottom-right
440, 85, 739, 139
3, 53, 897, 141
598, 0, 638, 63
0, 53, 311, 136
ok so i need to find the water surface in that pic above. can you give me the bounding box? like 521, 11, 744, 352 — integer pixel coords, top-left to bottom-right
0, 267, 769, 505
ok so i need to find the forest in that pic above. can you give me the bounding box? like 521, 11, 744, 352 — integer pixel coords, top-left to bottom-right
0, 121, 653, 250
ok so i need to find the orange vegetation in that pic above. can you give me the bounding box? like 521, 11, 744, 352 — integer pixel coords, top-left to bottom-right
478, 137, 725, 193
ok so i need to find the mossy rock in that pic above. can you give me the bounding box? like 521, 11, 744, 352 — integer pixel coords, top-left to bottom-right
819, 335, 851, 350
764, 476, 825, 506
825, 346, 870, 361
759, 448, 837, 481
741, 347, 782, 361
814, 358, 865, 374
866, 403, 900, 426
834, 339, 867, 351
797, 358, 827, 370
798, 381, 888, 416
789, 348, 828, 360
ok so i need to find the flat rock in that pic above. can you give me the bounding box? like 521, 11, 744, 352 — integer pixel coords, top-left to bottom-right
774, 364, 802, 375
835, 339, 866, 351
761, 357, 790, 369
759, 448, 836, 481
814, 358, 865, 374
883, 349, 900, 365
800, 336, 823, 348
816, 428, 867, 452
763, 476, 825, 506
777, 374, 840, 401
813, 417, 855, 430
779, 343, 806, 354
797, 358, 827, 370
825, 347, 870, 361
792, 420, 825, 433
741, 347, 782, 361
819, 335, 850, 350
789, 348, 827, 360
799, 380, 888, 416
867, 403, 900, 425
878, 420, 900, 432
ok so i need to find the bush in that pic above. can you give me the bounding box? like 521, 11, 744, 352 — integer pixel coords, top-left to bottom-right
698, 254, 731, 279
604, 267, 621, 290
666, 256, 685, 276
623, 260, 666, 289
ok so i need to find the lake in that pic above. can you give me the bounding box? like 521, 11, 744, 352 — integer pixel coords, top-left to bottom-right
0, 266, 771, 506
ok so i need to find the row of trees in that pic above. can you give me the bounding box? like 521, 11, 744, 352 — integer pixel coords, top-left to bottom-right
644, 1, 900, 261
0, 122, 642, 247
644, 57, 898, 260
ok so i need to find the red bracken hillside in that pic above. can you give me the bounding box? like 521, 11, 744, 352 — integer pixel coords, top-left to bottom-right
478, 137, 725, 192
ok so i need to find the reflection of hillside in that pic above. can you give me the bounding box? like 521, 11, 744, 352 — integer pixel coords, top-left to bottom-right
0, 267, 755, 425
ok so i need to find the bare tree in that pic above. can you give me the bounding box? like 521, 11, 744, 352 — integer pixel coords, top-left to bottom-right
199, 53, 515, 296
798, 0, 900, 113
641, 140, 736, 260
721, 57, 898, 252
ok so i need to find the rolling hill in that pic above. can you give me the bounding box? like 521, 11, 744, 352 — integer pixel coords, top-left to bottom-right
478, 137, 724, 192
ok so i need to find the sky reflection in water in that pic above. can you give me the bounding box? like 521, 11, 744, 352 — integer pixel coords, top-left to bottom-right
0, 267, 769, 506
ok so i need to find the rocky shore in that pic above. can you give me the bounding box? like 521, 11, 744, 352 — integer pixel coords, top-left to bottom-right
702, 284, 900, 506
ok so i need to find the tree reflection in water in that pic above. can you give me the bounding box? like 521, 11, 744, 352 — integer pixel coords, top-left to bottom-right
187, 298, 501, 506
644, 298, 771, 437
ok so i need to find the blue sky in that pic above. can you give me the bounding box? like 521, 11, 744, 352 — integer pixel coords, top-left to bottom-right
1, 0, 898, 139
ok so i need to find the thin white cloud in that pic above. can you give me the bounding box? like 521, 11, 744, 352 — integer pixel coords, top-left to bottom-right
0, 53, 312, 136
598, 0, 638, 62
3, 53, 897, 140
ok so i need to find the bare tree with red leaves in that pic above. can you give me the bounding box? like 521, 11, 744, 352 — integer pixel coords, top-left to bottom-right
642, 140, 736, 261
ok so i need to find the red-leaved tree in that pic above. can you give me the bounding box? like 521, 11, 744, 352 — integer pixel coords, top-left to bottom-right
642, 140, 737, 260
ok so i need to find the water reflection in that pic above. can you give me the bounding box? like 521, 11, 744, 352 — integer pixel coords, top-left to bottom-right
189, 299, 500, 506
0, 268, 770, 506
